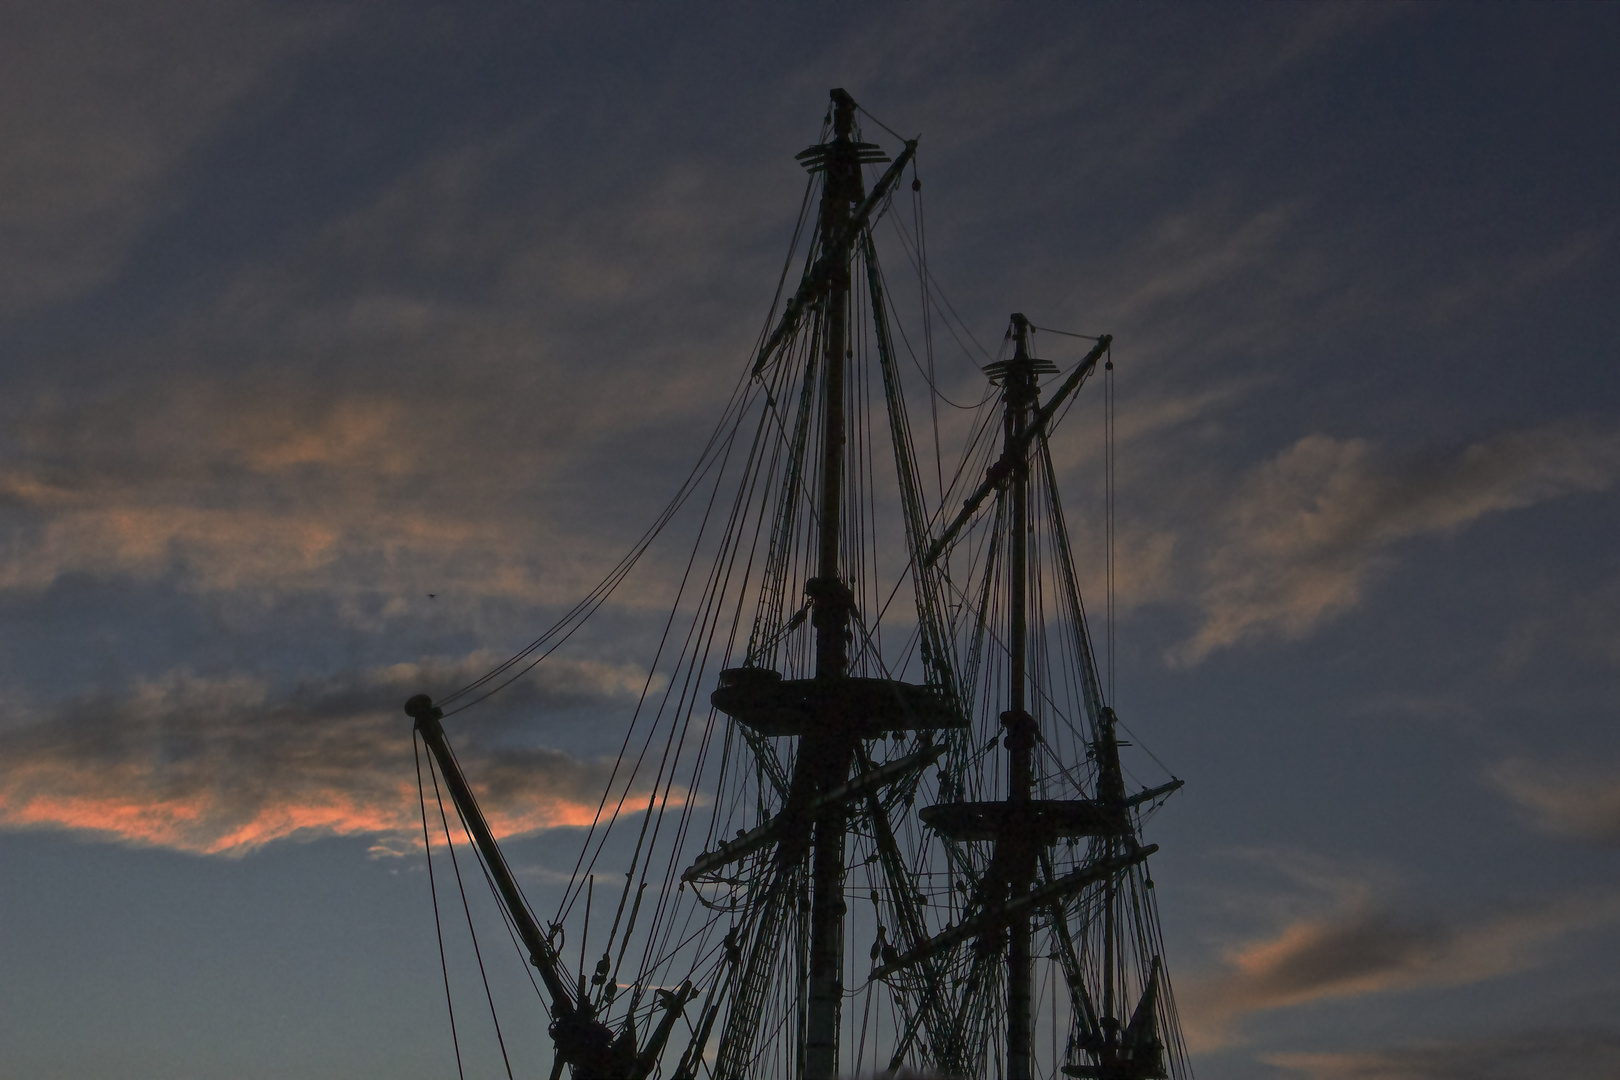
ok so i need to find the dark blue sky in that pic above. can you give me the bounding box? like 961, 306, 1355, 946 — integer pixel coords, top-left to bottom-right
2, 5, 1618, 1080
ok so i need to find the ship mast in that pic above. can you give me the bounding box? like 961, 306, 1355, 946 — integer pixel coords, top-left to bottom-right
706, 87, 948, 1080
804, 86, 859, 1080
1003, 313, 1038, 1080
399, 91, 1194, 1080
903, 314, 1187, 1080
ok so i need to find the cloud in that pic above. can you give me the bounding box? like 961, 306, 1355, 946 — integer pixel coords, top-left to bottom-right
0, 381, 675, 615
1569, 573, 1620, 669
1487, 759, 1620, 845
1264, 1028, 1620, 1080
0, 0, 338, 315
1110, 204, 1305, 329
1423, 225, 1617, 327
0, 655, 668, 856
1181, 891, 1620, 1050
0, 104, 806, 615
1177, 421, 1620, 662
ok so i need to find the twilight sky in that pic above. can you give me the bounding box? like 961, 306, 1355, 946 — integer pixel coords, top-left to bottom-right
2, 4, 1619, 1080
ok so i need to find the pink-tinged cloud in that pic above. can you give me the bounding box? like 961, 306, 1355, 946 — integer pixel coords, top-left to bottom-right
0, 659, 673, 856
1487, 758, 1620, 845
1180, 892, 1620, 1050
1177, 421, 1620, 663
0, 381, 700, 615
0, 391, 532, 596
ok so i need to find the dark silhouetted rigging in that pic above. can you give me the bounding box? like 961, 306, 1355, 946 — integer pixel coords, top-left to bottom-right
407, 89, 1189, 1080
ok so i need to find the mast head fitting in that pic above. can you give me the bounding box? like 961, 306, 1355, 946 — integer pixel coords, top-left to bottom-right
404, 694, 443, 723
830, 88, 856, 137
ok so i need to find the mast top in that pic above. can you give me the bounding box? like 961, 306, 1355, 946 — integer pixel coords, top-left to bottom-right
1011, 313, 1033, 368
986, 313, 1057, 386
829, 88, 855, 137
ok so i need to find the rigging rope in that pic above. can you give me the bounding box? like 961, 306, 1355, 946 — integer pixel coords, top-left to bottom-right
1105, 343, 1115, 703
430, 750, 517, 1080
416, 732, 467, 1080
855, 104, 911, 145
403, 103, 1189, 1077
882, 208, 998, 384
912, 158, 944, 503
1030, 324, 1102, 341
434, 165, 824, 720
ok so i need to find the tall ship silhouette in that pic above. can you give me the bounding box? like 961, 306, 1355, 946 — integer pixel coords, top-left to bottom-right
406, 88, 1190, 1080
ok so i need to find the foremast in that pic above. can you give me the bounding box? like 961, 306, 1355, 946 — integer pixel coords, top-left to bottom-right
906, 315, 1181, 1080
804, 87, 858, 1080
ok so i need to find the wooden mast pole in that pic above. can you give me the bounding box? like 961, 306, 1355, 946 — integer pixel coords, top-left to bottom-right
804, 86, 860, 1080
1004, 313, 1038, 1080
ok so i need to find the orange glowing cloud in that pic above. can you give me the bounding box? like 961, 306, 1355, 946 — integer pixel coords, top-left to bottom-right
0, 661, 676, 856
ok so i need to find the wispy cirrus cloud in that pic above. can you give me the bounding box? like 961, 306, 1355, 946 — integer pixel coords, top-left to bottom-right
0, 0, 339, 316
0, 381, 671, 616
1487, 758, 1620, 845
0, 108, 798, 616
1423, 224, 1617, 327
1265, 1028, 1620, 1080
1177, 421, 1620, 663
0, 654, 666, 856
1181, 889, 1620, 1050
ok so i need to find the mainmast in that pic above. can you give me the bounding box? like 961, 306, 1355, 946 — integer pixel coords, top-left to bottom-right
706, 88, 955, 1080
1003, 313, 1039, 1080
804, 86, 860, 1080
